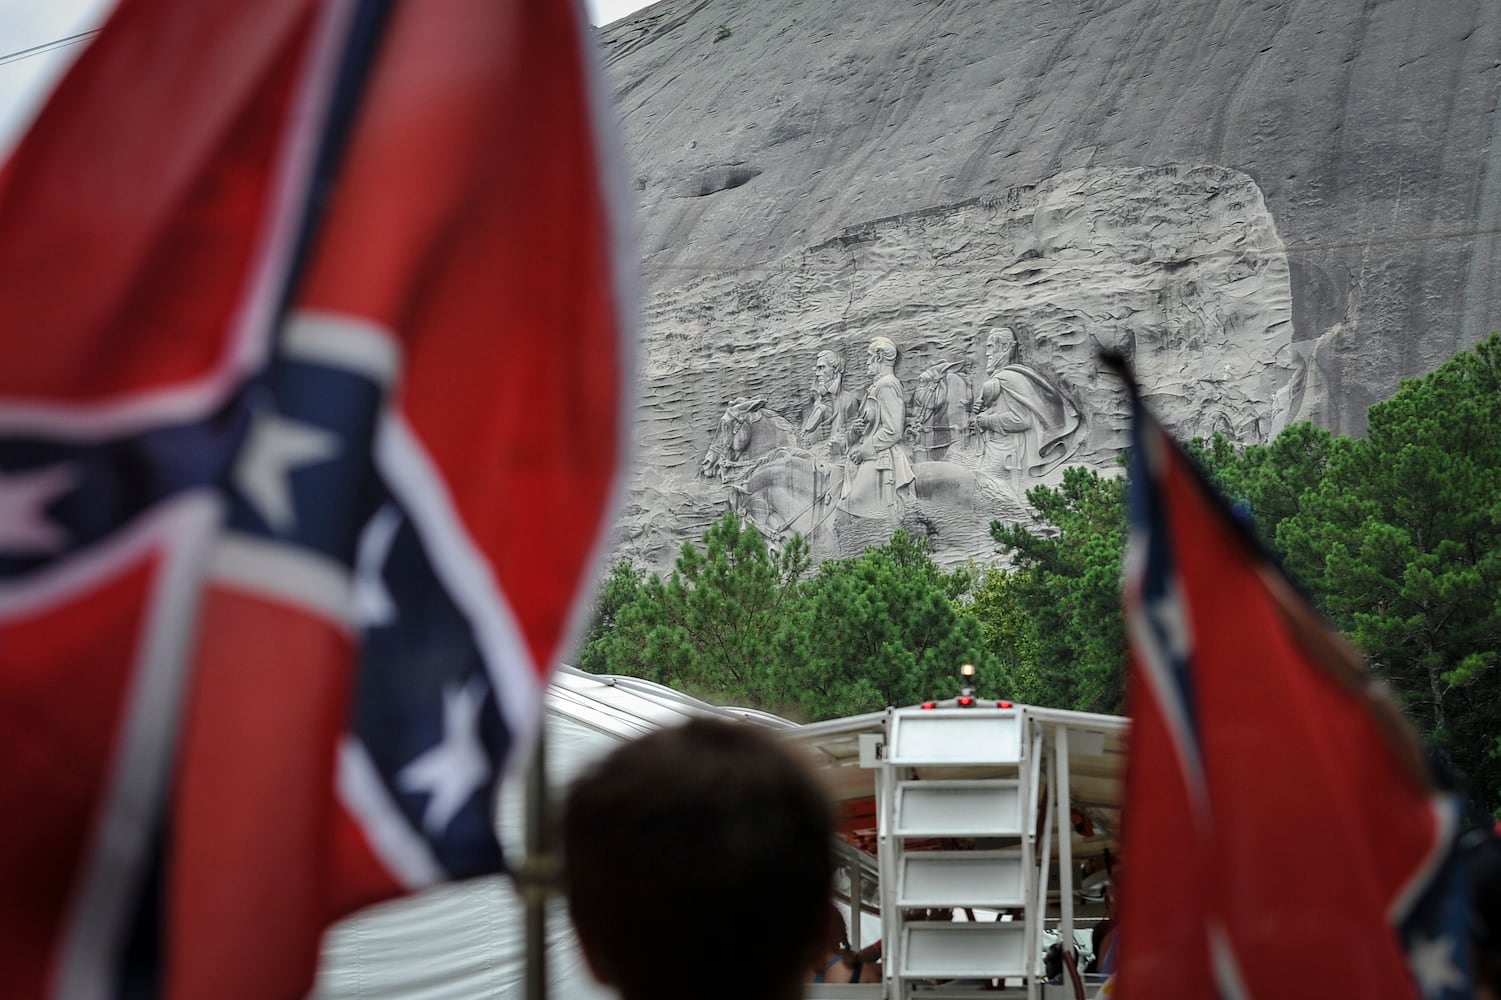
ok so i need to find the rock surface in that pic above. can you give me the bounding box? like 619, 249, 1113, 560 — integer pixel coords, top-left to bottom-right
597, 0, 1501, 569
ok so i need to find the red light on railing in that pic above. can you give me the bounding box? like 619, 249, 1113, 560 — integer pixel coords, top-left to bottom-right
957, 696, 975, 707
920, 701, 937, 710
997, 700, 1014, 709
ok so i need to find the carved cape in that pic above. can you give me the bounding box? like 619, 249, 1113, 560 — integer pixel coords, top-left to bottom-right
977, 365, 1081, 476
843, 372, 917, 516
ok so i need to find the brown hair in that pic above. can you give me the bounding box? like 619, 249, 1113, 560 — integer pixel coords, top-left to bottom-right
563, 718, 834, 1000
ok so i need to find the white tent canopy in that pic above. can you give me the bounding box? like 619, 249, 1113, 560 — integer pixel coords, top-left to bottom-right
311, 668, 739, 1000
311, 670, 1127, 999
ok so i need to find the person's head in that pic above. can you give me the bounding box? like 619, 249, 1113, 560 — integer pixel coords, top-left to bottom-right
986, 327, 1019, 369
1470, 829, 1501, 996
563, 718, 835, 1000
867, 337, 898, 375
814, 351, 845, 394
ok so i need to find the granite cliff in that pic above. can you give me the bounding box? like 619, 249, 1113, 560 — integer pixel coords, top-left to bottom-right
597, 0, 1501, 569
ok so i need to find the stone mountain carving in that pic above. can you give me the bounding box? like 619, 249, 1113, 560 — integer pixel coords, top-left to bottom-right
799, 350, 862, 459
700, 397, 797, 480
728, 447, 1025, 563
601, 0, 1500, 439
615, 163, 1300, 571
842, 337, 917, 520
969, 326, 1084, 497
701, 332, 1081, 558
908, 360, 970, 463
596, 0, 1501, 571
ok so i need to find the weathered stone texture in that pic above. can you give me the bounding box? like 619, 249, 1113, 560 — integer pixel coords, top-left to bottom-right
598, 0, 1501, 569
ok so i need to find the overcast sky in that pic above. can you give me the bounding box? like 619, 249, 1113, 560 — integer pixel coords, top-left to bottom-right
0, 0, 652, 156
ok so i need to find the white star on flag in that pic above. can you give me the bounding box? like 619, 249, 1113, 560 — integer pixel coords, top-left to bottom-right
0, 463, 77, 555
1148, 579, 1193, 664
233, 409, 341, 532
397, 680, 491, 836
1409, 931, 1466, 998
351, 505, 402, 628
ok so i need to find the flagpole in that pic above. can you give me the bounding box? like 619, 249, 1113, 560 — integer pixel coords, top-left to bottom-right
1053, 725, 1075, 964
523, 725, 553, 1000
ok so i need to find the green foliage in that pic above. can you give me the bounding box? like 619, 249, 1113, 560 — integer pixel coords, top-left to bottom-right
966, 567, 1042, 702
1275, 334, 1501, 812
988, 466, 1127, 714
579, 517, 985, 720
776, 532, 990, 719
574, 559, 645, 675
589, 512, 809, 706
1190, 421, 1337, 549
578, 336, 1501, 812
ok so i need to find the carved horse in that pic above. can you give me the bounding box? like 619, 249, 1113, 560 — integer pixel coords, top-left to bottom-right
727, 448, 1028, 559
700, 397, 800, 481
909, 360, 973, 462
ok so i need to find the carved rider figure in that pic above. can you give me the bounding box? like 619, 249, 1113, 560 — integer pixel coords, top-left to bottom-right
842, 336, 916, 520
800, 350, 863, 457
970, 327, 1081, 494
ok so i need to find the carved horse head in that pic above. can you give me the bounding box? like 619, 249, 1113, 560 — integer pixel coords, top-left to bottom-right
701, 397, 784, 480
909, 361, 972, 459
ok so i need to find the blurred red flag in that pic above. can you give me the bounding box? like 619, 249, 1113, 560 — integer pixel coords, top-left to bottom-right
0, 1, 634, 997
1113, 376, 1462, 1000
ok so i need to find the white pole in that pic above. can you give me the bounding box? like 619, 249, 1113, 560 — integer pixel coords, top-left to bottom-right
1055, 725, 1075, 965
1034, 754, 1054, 1000
854, 851, 870, 952
878, 711, 899, 1000
1025, 723, 1044, 1000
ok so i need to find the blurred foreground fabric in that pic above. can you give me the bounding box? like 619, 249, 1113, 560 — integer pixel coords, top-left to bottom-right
0, 1, 634, 997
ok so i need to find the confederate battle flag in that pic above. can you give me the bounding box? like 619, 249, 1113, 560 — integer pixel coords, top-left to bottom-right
1111, 359, 1470, 1000
0, 1, 635, 997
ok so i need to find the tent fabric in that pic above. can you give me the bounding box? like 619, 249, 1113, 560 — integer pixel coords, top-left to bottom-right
311, 673, 1126, 998
310, 669, 729, 999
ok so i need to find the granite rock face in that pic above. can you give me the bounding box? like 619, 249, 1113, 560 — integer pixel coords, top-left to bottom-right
598, 0, 1501, 569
